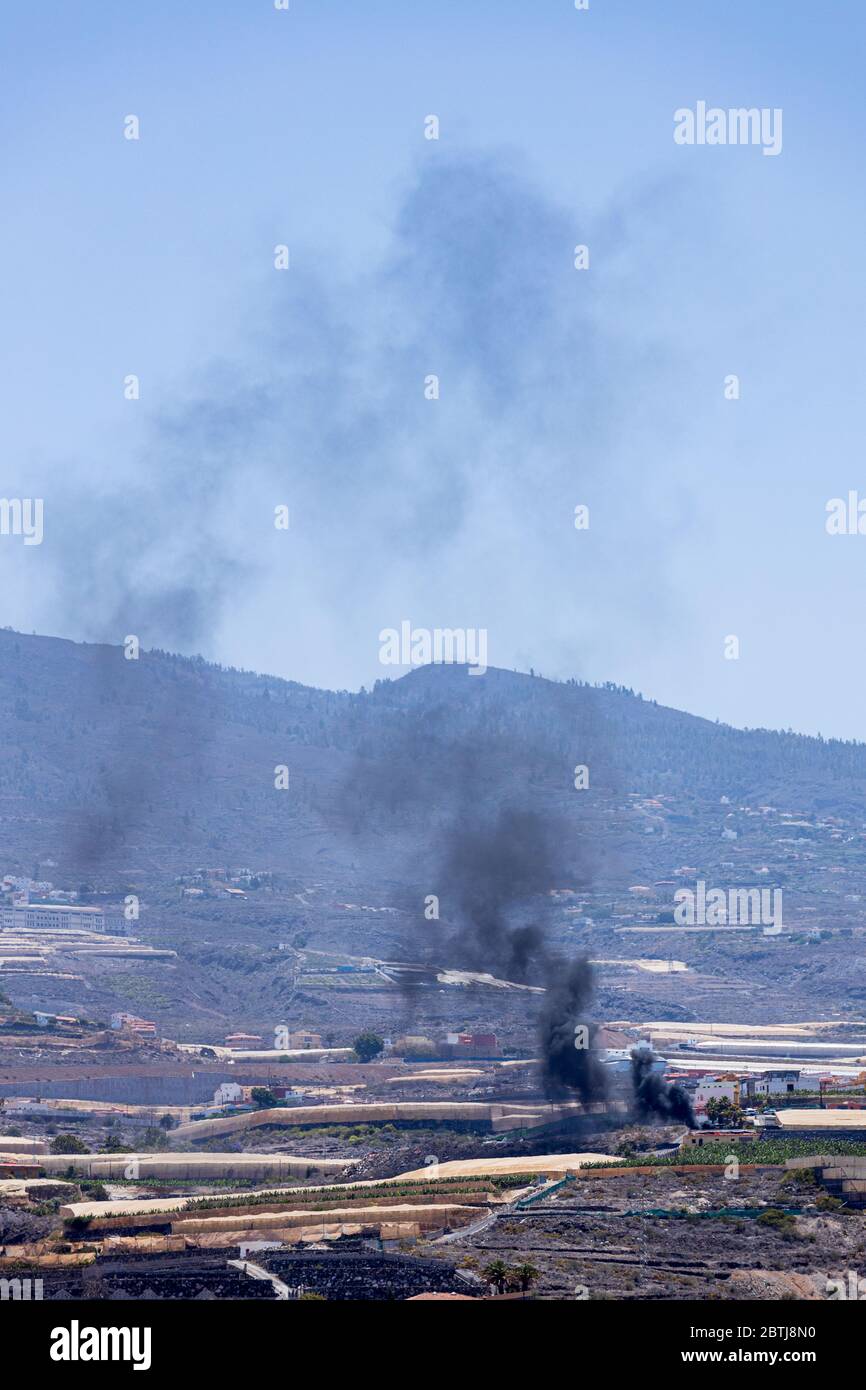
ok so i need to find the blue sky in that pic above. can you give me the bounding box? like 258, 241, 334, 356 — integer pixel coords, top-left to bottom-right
2, 1, 865, 738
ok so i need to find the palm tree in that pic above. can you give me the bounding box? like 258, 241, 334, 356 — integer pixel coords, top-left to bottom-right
483, 1259, 510, 1295
512, 1262, 540, 1296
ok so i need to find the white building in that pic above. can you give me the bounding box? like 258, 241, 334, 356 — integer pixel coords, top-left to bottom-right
694, 1079, 740, 1112
213, 1082, 245, 1107
742, 1069, 812, 1099
0, 902, 118, 933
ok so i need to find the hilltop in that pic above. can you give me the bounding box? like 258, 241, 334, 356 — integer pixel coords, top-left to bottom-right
2, 627, 866, 882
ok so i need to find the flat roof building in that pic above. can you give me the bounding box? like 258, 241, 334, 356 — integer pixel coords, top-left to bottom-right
0, 902, 117, 933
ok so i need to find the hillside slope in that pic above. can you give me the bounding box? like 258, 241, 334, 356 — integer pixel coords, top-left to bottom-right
3, 630, 866, 1033
1, 628, 865, 881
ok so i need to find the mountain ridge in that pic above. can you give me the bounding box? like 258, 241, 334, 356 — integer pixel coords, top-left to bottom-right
2, 627, 866, 883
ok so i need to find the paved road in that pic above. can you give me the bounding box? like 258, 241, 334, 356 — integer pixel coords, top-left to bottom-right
227, 1258, 291, 1300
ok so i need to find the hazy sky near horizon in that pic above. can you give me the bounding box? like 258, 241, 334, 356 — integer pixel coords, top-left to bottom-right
2, 1, 866, 738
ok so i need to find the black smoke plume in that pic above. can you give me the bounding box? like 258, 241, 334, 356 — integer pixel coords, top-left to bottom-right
631, 1048, 696, 1127
539, 957, 607, 1102
436, 801, 609, 1101
342, 696, 613, 1106
437, 804, 569, 982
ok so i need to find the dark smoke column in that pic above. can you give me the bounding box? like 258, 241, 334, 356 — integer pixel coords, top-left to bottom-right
539, 958, 607, 1103
630, 1048, 696, 1127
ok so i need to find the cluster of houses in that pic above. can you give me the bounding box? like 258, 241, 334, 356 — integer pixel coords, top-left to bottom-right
674, 1067, 850, 1114
176, 867, 274, 900
1, 873, 54, 898
211, 1080, 332, 1110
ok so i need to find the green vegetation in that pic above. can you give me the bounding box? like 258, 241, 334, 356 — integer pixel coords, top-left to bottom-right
90, 1173, 529, 1222
244, 1122, 491, 1151
483, 1259, 510, 1294
756, 1208, 797, 1236
250, 1087, 278, 1109
512, 1262, 541, 1293
483, 1259, 540, 1295
100, 1133, 132, 1154
705, 1098, 745, 1127
582, 1138, 866, 1168
96, 972, 173, 1009
353, 1030, 384, 1063
185, 1174, 527, 1213
780, 1167, 818, 1191
63, 1215, 93, 1233
78, 1180, 110, 1202
50, 1134, 90, 1155
816, 1193, 849, 1214
138, 1127, 170, 1151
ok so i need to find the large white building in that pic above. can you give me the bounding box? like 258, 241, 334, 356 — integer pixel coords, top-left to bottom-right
0, 902, 117, 933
